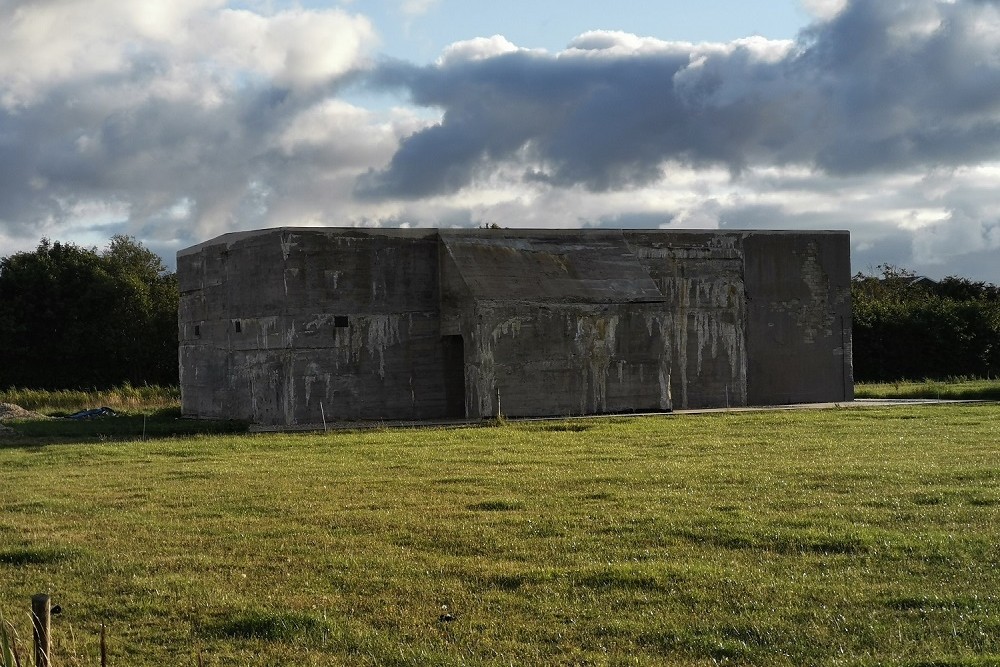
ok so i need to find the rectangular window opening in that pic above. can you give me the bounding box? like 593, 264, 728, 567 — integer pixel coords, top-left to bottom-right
334, 315, 349, 328
234, 320, 242, 333
194, 324, 201, 337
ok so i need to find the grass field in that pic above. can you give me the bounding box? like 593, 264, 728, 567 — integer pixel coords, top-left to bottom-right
0, 384, 179, 414
854, 378, 1000, 401
1, 403, 998, 666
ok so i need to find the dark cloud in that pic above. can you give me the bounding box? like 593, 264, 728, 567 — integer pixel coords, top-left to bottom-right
358, 0, 1000, 199
0, 1, 381, 251
0, 56, 387, 248
356, 50, 713, 197
0, 80, 270, 232
2, 0, 999, 286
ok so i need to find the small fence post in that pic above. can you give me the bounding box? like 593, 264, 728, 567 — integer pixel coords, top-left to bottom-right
31, 593, 51, 667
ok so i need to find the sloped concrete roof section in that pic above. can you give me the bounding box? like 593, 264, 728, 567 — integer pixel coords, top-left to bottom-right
440, 229, 666, 304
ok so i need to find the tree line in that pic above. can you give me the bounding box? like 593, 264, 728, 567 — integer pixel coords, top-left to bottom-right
851, 265, 1000, 382
2, 237, 998, 389
0, 236, 178, 389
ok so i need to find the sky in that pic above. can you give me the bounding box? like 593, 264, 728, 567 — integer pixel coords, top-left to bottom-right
2, 0, 999, 282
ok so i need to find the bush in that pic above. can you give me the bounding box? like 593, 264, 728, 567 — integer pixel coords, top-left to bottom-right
0, 237, 178, 390
852, 266, 1000, 381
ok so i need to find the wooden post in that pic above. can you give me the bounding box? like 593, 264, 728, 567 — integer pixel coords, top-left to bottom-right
31, 593, 51, 667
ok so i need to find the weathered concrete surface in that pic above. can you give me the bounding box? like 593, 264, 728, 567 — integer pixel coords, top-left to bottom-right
440, 230, 747, 416
743, 233, 853, 405
178, 228, 460, 424
178, 227, 852, 425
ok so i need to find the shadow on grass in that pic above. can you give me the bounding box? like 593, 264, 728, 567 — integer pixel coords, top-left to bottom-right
467, 500, 523, 512
534, 422, 595, 432
575, 569, 674, 593
637, 626, 769, 663
886, 596, 982, 612
669, 524, 872, 556
200, 609, 329, 643
0, 546, 76, 566
0, 407, 248, 446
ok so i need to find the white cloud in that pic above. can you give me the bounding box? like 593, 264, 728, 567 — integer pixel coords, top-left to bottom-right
800, 0, 848, 20
400, 0, 440, 18
204, 8, 375, 90
437, 36, 522, 66
274, 100, 425, 171
912, 209, 1000, 266
0, 1, 375, 108
2, 0, 1000, 285
0, 0, 381, 250
0, 0, 219, 107
566, 30, 687, 56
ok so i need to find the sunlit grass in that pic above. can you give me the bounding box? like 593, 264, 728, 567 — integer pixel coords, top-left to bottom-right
0, 383, 179, 414
1, 405, 998, 665
855, 378, 1000, 401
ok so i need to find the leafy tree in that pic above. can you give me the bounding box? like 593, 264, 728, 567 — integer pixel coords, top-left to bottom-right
0, 236, 179, 389
852, 265, 1000, 381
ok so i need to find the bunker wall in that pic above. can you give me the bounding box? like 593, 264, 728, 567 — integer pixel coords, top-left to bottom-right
178, 227, 853, 425
179, 229, 460, 424
743, 232, 853, 404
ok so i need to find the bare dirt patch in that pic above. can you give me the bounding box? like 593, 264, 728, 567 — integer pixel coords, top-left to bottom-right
0, 402, 50, 422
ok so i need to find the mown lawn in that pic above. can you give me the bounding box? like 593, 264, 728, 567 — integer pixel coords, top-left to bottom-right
1, 404, 998, 666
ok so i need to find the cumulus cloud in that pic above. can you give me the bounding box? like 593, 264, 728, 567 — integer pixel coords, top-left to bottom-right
359, 0, 1000, 200
400, 0, 441, 18
801, 0, 849, 20
2, 0, 1000, 284
201, 8, 375, 90
437, 35, 523, 66
0, 1, 374, 106
0, 0, 381, 251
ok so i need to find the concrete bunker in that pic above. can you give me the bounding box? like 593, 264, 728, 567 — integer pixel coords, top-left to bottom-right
178, 228, 853, 425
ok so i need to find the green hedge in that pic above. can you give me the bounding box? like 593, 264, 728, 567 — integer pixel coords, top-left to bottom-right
852, 267, 1000, 381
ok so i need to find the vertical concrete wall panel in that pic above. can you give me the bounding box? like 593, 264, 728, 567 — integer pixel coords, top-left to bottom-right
744, 232, 854, 404
624, 231, 748, 409
179, 228, 455, 423
462, 301, 739, 418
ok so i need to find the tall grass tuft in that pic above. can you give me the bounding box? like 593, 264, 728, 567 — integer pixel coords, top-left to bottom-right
0, 383, 179, 415
855, 377, 1000, 401
0, 615, 23, 667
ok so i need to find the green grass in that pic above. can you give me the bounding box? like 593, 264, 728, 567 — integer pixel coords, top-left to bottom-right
0, 386, 245, 443
2, 407, 246, 442
1, 405, 999, 665
855, 378, 1000, 401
